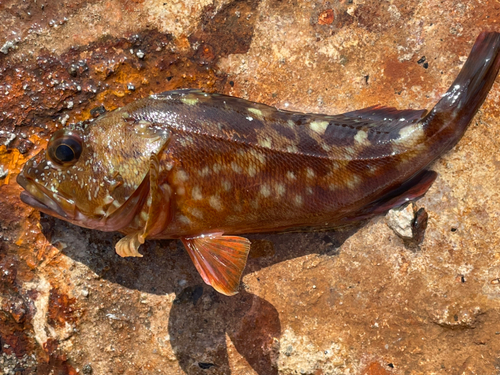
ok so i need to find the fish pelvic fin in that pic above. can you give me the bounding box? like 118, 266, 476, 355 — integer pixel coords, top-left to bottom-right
423, 32, 500, 150
182, 234, 251, 296
115, 233, 145, 257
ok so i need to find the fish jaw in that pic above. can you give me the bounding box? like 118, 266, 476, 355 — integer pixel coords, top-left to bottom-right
16, 169, 151, 232
17, 172, 75, 221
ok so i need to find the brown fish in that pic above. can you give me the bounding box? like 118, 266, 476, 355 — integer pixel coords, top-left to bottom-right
17, 32, 500, 295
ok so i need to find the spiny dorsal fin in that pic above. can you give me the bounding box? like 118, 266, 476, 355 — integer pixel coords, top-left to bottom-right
182, 234, 251, 296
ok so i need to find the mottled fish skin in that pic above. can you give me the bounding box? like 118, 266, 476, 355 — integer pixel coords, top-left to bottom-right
121, 90, 430, 237
17, 32, 500, 295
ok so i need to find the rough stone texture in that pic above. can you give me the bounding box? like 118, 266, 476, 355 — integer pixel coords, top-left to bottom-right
386, 203, 416, 240
1, 0, 500, 374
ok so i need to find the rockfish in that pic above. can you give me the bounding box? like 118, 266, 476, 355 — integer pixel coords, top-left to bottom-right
17, 32, 500, 295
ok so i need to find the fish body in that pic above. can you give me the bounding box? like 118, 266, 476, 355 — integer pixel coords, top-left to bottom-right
17, 32, 500, 295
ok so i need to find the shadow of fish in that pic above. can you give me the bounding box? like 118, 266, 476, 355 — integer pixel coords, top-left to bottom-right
17, 32, 500, 295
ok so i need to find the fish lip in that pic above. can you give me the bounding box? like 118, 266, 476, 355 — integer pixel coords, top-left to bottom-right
19, 190, 64, 217
17, 173, 70, 220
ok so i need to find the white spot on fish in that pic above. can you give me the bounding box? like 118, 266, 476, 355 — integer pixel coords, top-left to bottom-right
275, 183, 286, 197
248, 165, 257, 177
258, 138, 272, 148
246, 116, 254, 121
165, 162, 174, 171
178, 215, 192, 225
209, 195, 223, 211
394, 122, 425, 147
354, 130, 370, 146
321, 143, 331, 152
189, 208, 204, 219
260, 184, 271, 197
198, 166, 210, 177
342, 147, 356, 159
192, 185, 203, 200
294, 195, 303, 206
286, 171, 296, 180
231, 162, 242, 174
250, 200, 259, 209
249, 150, 266, 164
180, 97, 199, 105
309, 120, 329, 135
175, 170, 189, 182
248, 108, 263, 118
306, 167, 315, 179
222, 180, 231, 191
346, 175, 361, 189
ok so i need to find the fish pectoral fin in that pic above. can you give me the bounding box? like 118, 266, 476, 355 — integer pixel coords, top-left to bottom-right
141, 153, 172, 239
115, 233, 145, 258
181, 234, 251, 296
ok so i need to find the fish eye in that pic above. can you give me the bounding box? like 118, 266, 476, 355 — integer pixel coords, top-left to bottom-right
47, 129, 83, 167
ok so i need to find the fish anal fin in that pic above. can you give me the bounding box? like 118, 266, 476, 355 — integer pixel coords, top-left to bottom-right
181, 234, 251, 296
348, 170, 438, 221
378, 170, 438, 213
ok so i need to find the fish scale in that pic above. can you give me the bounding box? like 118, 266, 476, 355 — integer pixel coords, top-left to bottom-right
17, 32, 500, 296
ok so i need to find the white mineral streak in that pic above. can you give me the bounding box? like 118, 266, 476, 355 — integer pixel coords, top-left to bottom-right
278, 328, 348, 373
144, 0, 218, 41
23, 277, 52, 347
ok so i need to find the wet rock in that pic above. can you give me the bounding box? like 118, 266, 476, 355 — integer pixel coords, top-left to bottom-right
386, 203, 415, 240
82, 363, 93, 374
0, 40, 18, 55
386, 202, 429, 249
0, 166, 8, 179
1, 0, 500, 374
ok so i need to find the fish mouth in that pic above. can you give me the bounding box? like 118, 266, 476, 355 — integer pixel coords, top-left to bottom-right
17, 173, 73, 220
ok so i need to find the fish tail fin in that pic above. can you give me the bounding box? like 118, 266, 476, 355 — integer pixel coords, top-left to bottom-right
423, 32, 500, 149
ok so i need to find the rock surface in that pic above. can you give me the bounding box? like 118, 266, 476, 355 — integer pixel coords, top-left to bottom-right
1, 0, 500, 374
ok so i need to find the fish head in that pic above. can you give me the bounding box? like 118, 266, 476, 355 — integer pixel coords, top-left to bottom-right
17, 106, 170, 232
